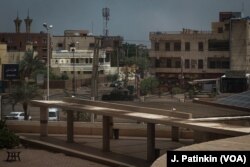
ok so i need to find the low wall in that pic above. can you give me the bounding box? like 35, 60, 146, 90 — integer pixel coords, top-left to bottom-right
6, 121, 193, 139
193, 99, 250, 112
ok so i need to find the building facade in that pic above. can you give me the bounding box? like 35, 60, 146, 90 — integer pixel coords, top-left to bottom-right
51, 30, 123, 79
149, 12, 250, 84
51, 48, 111, 79
0, 43, 37, 80
0, 14, 48, 62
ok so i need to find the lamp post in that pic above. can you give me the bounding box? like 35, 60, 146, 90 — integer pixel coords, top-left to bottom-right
43, 23, 53, 100
71, 41, 79, 97
72, 47, 76, 97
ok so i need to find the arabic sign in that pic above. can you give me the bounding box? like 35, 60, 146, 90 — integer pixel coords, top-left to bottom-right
3, 64, 19, 80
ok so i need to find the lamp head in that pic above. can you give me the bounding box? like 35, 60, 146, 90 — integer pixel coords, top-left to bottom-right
43, 23, 47, 28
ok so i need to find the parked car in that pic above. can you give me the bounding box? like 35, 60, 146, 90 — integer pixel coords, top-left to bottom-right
5, 112, 32, 120
48, 108, 59, 121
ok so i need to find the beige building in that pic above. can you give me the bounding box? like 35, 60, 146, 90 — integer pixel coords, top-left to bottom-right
149, 12, 250, 83
51, 30, 123, 79
0, 43, 36, 80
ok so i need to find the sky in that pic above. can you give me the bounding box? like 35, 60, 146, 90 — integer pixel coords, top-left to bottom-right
0, 0, 250, 45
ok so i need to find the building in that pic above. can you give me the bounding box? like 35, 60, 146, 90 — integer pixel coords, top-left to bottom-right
0, 14, 48, 62
149, 12, 250, 86
0, 43, 37, 81
51, 48, 111, 79
51, 30, 123, 79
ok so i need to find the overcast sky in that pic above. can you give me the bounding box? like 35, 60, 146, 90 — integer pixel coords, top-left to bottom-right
0, 0, 250, 45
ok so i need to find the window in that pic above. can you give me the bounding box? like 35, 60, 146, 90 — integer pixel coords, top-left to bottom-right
175, 60, 181, 68
105, 54, 110, 62
155, 59, 160, 67
155, 42, 160, 51
57, 43, 63, 47
89, 43, 95, 48
198, 59, 203, 69
85, 59, 89, 64
165, 42, 170, 51
42, 48, 47, 52
185, 42, 190, 51
198, 42, 204, 51
207, 58, 230, 69
99, 58, 104, 63
185, 59, 190, 69
221, 61, 230, 68
174, 41, 181, 51
218, 27, 223, 33
166, 58, 171, 68
208, 39, 229, 51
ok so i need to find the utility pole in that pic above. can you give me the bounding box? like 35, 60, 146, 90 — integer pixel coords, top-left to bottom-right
91, 37, 101, 101
90, 37, 101, 122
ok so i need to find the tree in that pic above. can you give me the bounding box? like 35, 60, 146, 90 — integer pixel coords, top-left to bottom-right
19, 51, 46, 80
140, 77, 159, 95
11, 81, 41, 120
10, 51, 44, 120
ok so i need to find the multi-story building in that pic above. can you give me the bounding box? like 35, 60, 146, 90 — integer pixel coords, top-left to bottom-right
51, 30, 123, 79
51, 48, 111, 79
0, 43, 37, 81
0, 14, 48, 62
149, 12, 250, 85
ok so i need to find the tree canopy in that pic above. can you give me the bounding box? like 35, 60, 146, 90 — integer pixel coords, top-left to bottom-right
10, 51, 44, 119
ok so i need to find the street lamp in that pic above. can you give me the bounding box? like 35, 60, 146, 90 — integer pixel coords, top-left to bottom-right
72, 47, 76, 97
43, 23, 53, 100
70, 41, 79, 97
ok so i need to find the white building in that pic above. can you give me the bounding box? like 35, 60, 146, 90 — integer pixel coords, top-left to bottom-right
51, 48, 112, 79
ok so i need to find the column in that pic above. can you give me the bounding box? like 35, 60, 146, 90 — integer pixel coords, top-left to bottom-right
103, 116, 111, 152
40, 107, 48, 137
67, 110, 74, 143
171, 126, 179, 142
147, 123, 155, 162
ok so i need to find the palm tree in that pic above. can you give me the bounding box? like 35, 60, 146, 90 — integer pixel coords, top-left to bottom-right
19, 51, 46, 80
11, 82, 41, 120
10, 51, 45, 120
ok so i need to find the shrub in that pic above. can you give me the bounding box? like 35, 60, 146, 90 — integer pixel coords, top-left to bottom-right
0, 120, 20, 149
171, 87, 184, 95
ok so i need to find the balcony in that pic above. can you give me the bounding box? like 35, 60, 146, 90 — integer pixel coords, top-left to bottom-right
51, 62, 111, 72
149, 50, 229, 58
52, 50, 106, 58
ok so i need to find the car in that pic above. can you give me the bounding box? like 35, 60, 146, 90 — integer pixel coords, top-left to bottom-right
5, 112, 32, 120
48, 108, 59, 121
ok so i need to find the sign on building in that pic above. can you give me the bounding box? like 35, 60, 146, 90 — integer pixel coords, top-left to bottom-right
2, 64, 19, 80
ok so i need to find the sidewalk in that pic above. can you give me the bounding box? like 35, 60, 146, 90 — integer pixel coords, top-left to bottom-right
0, 148, 108, 167
12, 134, 193, 167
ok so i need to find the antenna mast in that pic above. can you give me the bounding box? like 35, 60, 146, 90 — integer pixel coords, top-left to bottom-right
102, 7, 110, 36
